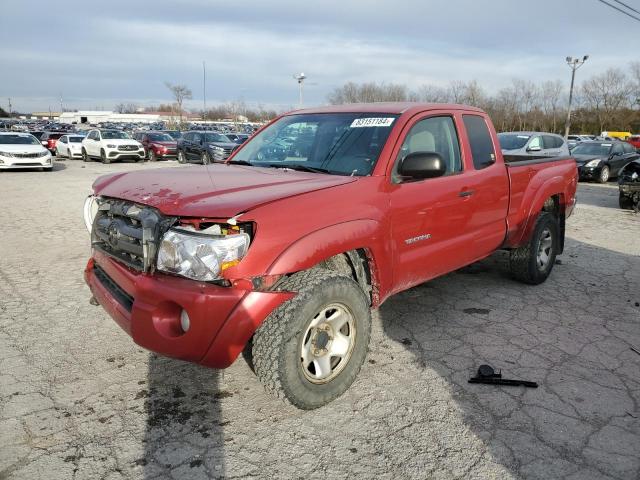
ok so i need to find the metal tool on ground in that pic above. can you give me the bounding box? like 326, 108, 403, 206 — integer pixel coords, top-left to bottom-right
468, 364, 538, 388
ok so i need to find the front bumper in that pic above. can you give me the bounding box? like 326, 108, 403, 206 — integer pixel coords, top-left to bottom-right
577, 164, 602, 180
0, 156, 52, 169
84, 251, 293, 368
107, 149, 145, 160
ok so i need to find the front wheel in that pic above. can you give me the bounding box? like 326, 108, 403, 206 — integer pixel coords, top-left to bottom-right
100, 149, 111, 164
148, 150, 157, 162
201, 151, 211, 165
252, 270, 371, 410
177, 150, 186, 164
597, 165, 610, 183
82, 148, 89, 162
509, 211, 559, 285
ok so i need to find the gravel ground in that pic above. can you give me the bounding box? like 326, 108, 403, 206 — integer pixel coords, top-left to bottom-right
1, 159, 639, 480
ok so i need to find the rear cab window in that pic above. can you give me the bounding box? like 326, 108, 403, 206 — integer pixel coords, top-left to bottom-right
462, 115, 496, 169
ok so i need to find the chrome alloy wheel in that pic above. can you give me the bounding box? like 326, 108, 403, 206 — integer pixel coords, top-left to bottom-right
536, 227, 553, 271
300, 303, 356, 384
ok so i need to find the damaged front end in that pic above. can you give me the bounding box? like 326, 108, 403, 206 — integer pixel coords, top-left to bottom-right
618, 160, 640, 210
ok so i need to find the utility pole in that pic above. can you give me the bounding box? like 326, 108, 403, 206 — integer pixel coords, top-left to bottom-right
564, 55, 589, 138
59, 93, 63, 114
7, 98, 12, 119
203, 61, 207, 121
294, 73, 306, 108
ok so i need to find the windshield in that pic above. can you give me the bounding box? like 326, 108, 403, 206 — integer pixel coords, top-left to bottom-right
232, 113, 398, 176
204, 132, 231, 143
498, 133, 530, 150
571, 143, 612, 156
0, 134, 40, 145
69, 136, 84, 143
101, 130, 131, 139
148, 133, 174, 142
163, 131, 182, 139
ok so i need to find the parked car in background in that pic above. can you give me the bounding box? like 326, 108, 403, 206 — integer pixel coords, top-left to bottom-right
55, 134, 86, 159
138, 132, 177, 161
572, 140, 639, 183
161, 130, 182, 140
626, 134, 640, 151
176, 131, 239, 164
498, 132, 570, 158
225, 133, 250, 144
40, 132, 65, 153
0, 132, 52, 171
618, 158, 640, 209
30, 131, 45, 142
81, 129, 145, 164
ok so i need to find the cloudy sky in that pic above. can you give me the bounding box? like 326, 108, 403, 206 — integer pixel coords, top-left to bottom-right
1, 0, 638, 113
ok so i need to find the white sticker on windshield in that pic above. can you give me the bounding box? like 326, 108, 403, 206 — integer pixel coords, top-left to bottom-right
350, 117, 395, 128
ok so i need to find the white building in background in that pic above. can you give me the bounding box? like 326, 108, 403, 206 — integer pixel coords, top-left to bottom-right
58, 111, 165, 125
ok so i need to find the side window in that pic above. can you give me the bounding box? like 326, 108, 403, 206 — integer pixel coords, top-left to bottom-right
612, 143, 623, 155
622, 143, 633, 154
193, 133, 202, 144
528, 136, 542, 150
87, 131, 95, 140
463, 115, 495, 168
542, 135, 555, 149
393, 116, 462, 183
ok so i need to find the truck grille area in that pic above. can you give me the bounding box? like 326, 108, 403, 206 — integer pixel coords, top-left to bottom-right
94, 264, 134, 312
91, 198, 175, 271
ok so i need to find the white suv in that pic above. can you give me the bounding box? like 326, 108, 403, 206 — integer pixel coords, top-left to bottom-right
81, 129, 145, 164
0, 132, 52, 171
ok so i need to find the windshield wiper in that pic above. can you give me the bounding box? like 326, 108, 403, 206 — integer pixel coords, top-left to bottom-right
267, 164, 331, 174
227, 159, 253, 166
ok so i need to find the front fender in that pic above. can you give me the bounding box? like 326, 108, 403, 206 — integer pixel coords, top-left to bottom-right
266, 219, 392, 303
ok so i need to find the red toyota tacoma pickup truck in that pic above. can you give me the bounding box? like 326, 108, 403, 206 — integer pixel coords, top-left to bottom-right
83, 103, 577, 409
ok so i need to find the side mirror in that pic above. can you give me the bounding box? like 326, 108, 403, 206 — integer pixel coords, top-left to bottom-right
527, 145, 542, 152
399, 152, 446, 180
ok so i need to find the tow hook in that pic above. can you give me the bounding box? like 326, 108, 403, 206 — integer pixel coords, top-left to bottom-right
89, 296, 99, 306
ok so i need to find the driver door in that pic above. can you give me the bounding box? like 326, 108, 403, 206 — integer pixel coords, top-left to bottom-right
388, 113, 477, 290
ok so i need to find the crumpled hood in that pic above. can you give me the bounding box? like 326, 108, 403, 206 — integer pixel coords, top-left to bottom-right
92, 163, 357, 217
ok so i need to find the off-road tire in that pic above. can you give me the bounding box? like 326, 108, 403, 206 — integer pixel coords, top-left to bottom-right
597, 165, 610, 183
177, 150, 186, 164
509, 212, 559, 285
100, 149, 111, 164
252, 269, 371, 410
82, 148, 89, 162
619, 193, 634, 210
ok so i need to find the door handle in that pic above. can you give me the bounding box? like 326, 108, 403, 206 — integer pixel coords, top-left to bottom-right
458, 190, 475, 197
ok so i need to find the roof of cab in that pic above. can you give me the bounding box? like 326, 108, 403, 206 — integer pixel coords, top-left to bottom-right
287, 102, 485, 116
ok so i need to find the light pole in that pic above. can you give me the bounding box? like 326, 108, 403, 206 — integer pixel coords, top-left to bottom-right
203, 61, 207, 120
294, 73, 306, 107
564, 55, 589, 138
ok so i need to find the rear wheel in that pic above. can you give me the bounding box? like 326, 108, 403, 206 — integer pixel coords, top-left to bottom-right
619, 193, 634, 210
252, 269, 371, 410
597, 165, 610, 183
509, 212, 559, 285
100, 149, 111, 164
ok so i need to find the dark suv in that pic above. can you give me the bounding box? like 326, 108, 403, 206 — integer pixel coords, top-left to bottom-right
176, 131, 239, 164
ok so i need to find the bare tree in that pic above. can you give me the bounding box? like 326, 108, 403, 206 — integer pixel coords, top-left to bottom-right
413, 84, 450, 103
581, 68, 632, 132
540, 80, 565, 132
114, 102, 139, 114
327, 82, 408, 104
164, 82, 192, 124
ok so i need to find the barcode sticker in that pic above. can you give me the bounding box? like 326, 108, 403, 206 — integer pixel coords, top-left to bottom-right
350, 117, 395, 128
